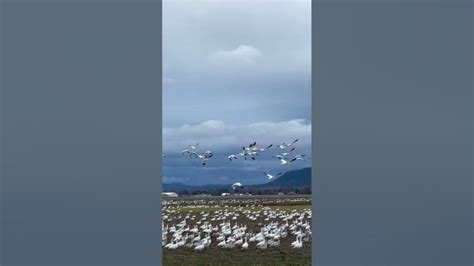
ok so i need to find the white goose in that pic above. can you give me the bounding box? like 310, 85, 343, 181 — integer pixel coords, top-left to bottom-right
189, 143, 199, 150
277, 139, 298, 149
293, 236, 303, 248
194, 241, 205, 251
292, 154, 306, 161
256, 239, 267, 250
228, 154, 239, 161
279, 157, 297, 165
241, 237, 249, 249
264, 172, 282, 180
279, 147, 296, 156
198, 151, 213, 165
182, 149, 198, 158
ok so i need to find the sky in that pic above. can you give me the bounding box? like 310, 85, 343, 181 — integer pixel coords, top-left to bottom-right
163, 0, 312, 185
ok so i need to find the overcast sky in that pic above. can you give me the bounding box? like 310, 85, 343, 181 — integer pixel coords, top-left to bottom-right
163, 0, 311, 185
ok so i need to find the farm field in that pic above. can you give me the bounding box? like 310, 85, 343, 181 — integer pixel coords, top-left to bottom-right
162, 195, 311, 266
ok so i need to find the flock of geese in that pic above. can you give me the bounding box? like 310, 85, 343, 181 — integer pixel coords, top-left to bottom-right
161, 141, 312, 253
163, 139, 310, 188
163, 206, 311, 252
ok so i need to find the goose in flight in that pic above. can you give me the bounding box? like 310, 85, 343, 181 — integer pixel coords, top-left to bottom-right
231, 182, 244, 190
257, 144, 273, 152
249, 141, 257, 149
228, 154, 239, 161
182, 149, 198, 158
277, 139, 298, 149
292, 154, 306, 161
239, 147, 256, 160
279, 147, 296, 157
198, 151, 213, 165
188, 143, 199, 150
280, 157, 297, 165
238, 141, 271, 160
264, 172, 282, 180
248, 143, 272, 152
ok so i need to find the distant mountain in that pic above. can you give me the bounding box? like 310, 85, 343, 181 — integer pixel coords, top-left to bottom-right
162, 182, 228, 191
162, 182, 196, 191
162, 167, 311, 192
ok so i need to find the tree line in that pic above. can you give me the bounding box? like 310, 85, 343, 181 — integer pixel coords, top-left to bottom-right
169, 186, 311, 196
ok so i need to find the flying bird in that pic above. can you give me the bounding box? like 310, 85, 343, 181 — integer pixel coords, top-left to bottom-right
228, 154, 239, 161
182, 149, 198, 158
258, 144, 273, 152
279, 147, 296, 157
280, 157, 297, 165
198, 151, 213, 165
277, 139, 299, 149
264, 172, 282, 180
198, 155, 209, 165
188, 143, 199, 150
231, 182, 244, 190
292, 155, 306, 161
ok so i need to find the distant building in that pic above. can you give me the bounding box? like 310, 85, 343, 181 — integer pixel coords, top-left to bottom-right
162, 192, 178, 198
278, 192, 285, 196
221, 192, 231, 196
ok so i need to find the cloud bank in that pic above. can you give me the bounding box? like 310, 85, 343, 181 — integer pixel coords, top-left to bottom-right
163, 119, 311, 154
210, 45, 262, 65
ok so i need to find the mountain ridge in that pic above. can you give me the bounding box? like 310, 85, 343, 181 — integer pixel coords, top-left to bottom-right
162, 167, 311, 191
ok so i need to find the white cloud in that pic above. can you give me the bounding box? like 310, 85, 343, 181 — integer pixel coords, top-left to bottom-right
210, 45, 262, 64
163, 119, 311, 154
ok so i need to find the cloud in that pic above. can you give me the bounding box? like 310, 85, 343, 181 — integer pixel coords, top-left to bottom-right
210, 45, 262, 65
163, 119, 311, 154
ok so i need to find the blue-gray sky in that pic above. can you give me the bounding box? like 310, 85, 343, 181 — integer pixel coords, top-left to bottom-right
163, 0, 311, 185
